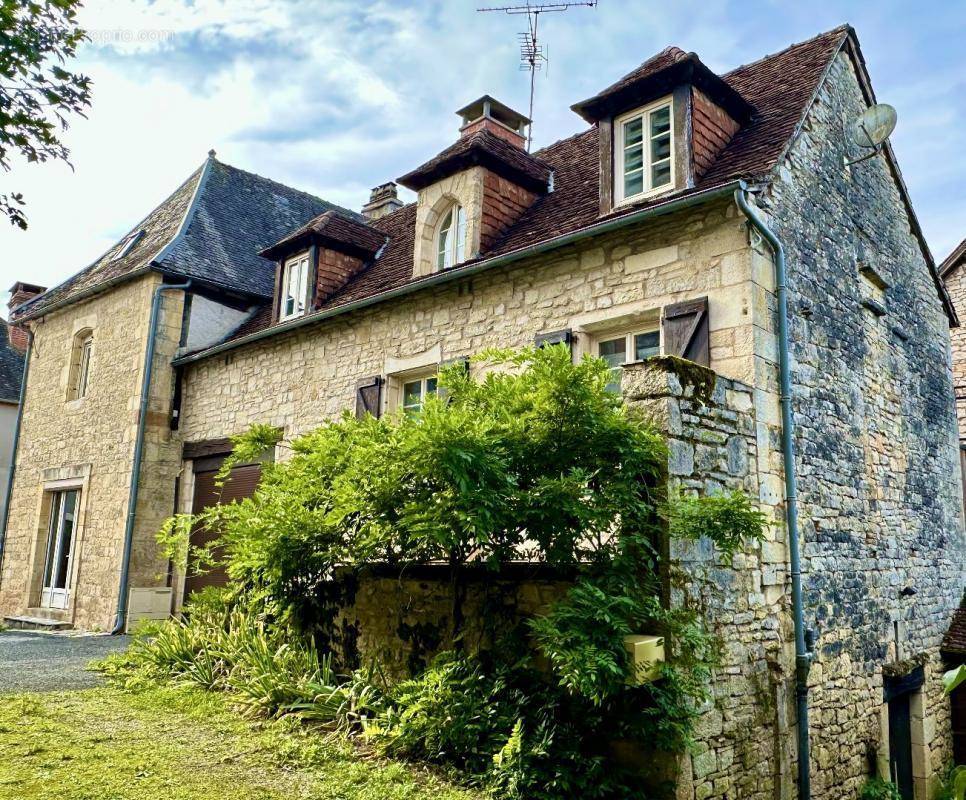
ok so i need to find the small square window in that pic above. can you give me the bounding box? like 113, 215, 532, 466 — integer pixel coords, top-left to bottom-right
402, 375, 438, 414
597, 328, 660, 393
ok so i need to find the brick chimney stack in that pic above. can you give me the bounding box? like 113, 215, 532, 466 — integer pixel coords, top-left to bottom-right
6, 281, 45, 352
456, 95, 529, 149
361, 182, 403, 221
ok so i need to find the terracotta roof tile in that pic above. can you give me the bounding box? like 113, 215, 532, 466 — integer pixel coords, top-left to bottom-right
943, 603, 966, 656
181, 26, 854, 357
398, 128, 551, 193
260, 210, 387, 261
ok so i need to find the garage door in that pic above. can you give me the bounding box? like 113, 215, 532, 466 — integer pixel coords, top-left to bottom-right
184, 459, 262, 596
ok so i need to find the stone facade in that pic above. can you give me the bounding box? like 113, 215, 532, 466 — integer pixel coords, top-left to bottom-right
943, 259, 966, 440
0, 273, 184, 630
1, 31, 962, 800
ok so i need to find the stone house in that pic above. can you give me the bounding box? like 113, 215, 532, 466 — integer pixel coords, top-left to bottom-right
1, 24, 963, 800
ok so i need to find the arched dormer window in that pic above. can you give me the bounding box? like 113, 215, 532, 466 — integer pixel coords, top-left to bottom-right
67, 329, 93, 401
436, 203, 466, 270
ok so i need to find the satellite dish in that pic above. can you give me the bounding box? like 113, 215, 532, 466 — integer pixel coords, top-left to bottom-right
851, 104, 897, 149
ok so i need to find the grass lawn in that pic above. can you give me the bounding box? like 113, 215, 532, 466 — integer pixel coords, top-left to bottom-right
0, 685, 479, 800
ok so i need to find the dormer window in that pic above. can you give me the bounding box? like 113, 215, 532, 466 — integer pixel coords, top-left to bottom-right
436, 203, 467, 270
615, 98, 673, 204
110, 229, 144, 262
280, 253, 310, 321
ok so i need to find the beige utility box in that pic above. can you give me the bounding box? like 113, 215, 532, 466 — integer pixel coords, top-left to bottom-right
623, 634, 665, 684
126, 587, 173, 631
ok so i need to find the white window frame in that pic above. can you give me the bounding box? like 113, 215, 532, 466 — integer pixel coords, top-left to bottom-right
614, 96, 674, 206
67, 330, 93, 402
400, 372, 439, 414
436, 203, 467, 271
593, 326, 662, 391
111, 230, 144, 262
279, 253, 310, 321
40, 487, 80, 610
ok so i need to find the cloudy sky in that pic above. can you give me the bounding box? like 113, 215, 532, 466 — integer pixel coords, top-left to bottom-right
1, 0, 964, 312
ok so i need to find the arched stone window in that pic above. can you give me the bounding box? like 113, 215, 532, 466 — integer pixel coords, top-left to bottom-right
435, 203, 466, 270
67, 328, 93, 401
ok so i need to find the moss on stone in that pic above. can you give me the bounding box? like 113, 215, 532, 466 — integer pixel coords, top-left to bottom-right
647, 355, 716, 405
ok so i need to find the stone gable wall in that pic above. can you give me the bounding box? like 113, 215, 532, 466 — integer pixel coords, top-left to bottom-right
763, 50, 965, 799
942, 260, 966, 440
0, 273, 185, 631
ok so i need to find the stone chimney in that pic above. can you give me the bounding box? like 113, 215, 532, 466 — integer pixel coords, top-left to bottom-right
456, 95, 529, 149
7, 281, 45, 352
361, 182, 403, 221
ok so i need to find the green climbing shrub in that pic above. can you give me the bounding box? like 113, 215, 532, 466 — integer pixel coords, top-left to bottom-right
108, 345, 768, 798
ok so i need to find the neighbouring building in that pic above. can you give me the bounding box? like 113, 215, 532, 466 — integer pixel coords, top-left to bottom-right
1, 25, 963, 800
0, 298, 31, 513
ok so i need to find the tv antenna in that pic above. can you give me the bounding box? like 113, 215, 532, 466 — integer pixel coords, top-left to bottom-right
478, 1, 598, 150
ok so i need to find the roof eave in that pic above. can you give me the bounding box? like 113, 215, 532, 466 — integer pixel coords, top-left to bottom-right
173, 181, 743, 366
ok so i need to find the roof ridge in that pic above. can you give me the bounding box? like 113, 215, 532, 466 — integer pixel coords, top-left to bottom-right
722, 24, 851, 78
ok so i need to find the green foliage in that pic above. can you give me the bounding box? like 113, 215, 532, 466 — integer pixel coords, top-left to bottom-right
0, 0, 92, 229
121, 345, 769, 798
859, 778, 902, 800
944, 664, 966, 696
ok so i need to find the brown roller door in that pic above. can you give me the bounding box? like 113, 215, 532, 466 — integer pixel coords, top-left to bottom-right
184, 461, 262, 596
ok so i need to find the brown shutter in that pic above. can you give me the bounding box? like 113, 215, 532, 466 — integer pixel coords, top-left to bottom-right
662, 297, 710, 367
355, 375, 383, 419
534, 329, 573, 350
439, 356, 470, 374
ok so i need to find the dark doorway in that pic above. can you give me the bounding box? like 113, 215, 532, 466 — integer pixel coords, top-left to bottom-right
884, 665, 923, 800
888, 692, 914, 800
183, 459, 263, 597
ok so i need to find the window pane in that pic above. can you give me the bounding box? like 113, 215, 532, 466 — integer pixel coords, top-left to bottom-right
623, 169, 644, 198
598, 336, 627, 366
651, 159, 672, 187
77, 338, 92, 398
43, 493, 62, 586
650, 105, 671, 137
426, 377, 438, 396
403, 380, 423, 411
634, 331, 660, 360
623, 116, 644, 148
437, 208, 453, 270
54, 491, 77, 589
454, 207, 466, 264
623, 145, 644, 172
651, 135, 671, 162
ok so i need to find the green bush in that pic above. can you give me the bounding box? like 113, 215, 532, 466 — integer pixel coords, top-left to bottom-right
106, 345, 768, 799
859, 778, 902, 800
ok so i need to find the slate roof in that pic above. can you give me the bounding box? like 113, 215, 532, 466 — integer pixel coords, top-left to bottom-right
12, 156, 355, 321
942, 603, 966, 657
260, 210, 387, 262
181, 25, 862, 359
398, 128, 552, 193
0, 321, 25, 403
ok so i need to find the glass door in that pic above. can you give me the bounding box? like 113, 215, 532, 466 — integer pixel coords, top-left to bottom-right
41, 489, 79, 610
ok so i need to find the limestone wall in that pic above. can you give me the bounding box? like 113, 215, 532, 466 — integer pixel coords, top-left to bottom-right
943, 261, 966, 441
623, 359, 789, 800
0, 272, 185, 630
763, 50, 965, 799
180, 198, 757, 447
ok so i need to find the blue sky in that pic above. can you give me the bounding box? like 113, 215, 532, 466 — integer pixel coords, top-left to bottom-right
2, 0, 964, 306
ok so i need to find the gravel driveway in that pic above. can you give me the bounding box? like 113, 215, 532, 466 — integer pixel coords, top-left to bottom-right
0, 630, 130, 693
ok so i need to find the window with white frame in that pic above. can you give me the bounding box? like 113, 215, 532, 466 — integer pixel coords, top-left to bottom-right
67, 329, 93, 401
436, 203, 467, 270
280, 253, 310, 321
615, 98, 673, 204
110, 229, 144, 262
596, 328, 660, 393
401, 373, 438, 414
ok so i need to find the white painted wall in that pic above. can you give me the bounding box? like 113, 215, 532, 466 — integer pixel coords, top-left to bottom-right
183, 294, 254, 353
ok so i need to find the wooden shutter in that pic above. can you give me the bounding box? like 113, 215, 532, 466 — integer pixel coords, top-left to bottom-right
355, 375, 383, 419
439, 356, 470, 374
534, 329, 573, 350
662, 297, 710, 367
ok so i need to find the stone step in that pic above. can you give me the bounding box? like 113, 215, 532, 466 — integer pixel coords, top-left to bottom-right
3, 615, 73, 631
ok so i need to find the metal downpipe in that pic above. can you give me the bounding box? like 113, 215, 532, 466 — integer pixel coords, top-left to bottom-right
0, 328, 34, 586
112, 278, 191, 634
734, 187, 812, 799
